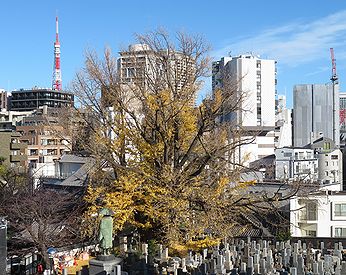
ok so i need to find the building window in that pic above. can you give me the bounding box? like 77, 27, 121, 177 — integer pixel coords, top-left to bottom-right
295, 165, 300, 173
335, 228, 346, 237
300, 201, 317, 220
257, 107, 261, 115
323, 142, 331, 150
335, 204, 346, 216
304, 230, 317, 237
325, 161, 328, 166
126, 68, 136, 78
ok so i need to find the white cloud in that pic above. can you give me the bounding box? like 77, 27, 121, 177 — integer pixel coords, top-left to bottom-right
213, 10, 346, 67
305, 66, 330, 77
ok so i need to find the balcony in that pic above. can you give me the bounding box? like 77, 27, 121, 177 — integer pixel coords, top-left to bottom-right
299, 212, 317, 221
10, 154, 27, 162
10, 143, 27, 150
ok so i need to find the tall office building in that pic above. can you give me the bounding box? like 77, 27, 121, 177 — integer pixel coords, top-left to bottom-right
293, 84, 340, 147
212, 54, 276, 128
117, 44, 195, 95
10, 88, 74, 111
212, 54, 277, 164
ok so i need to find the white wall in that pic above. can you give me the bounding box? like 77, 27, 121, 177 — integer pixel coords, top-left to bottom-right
238, 57, 257, 127
235, 135, 275, 166
291, 194, 346, 237
260, 60, 276, 127
235, 56, 275, 127
275, 109, 292, 148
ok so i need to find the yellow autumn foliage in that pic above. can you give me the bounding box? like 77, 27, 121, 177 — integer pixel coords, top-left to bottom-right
75, 31, 284, 250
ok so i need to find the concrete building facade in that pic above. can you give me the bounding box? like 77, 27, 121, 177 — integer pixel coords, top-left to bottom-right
16, 125, 71, 166
109, 43, 196, 116
0, 130, 27, 169
213, 54, 276, 128
212, 54, 276, 165
0, 110, 33, 130
117, 44, 196, 94
293, 84, 340, 147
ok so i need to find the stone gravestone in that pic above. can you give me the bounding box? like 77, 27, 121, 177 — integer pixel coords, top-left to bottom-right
89, 208, 122, 275
0, 217, 7, 275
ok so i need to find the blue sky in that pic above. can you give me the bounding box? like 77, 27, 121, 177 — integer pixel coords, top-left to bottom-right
1, 0, 346, 107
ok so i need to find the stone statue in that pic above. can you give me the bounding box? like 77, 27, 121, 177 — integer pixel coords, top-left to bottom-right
99, 208, 113, 255
90, 209, 122, 275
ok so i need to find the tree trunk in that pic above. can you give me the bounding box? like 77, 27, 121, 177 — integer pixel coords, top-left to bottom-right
39, 244, 51, 271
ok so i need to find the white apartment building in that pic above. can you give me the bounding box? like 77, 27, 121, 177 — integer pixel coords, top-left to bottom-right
212, 54, 276, 164
275, 138, 343, 187
291, 192, 346, 238
213, 54, 276, 128
275, 147, 318, 182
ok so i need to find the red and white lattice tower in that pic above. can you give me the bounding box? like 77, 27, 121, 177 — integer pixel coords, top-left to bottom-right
52, 16, 62, 91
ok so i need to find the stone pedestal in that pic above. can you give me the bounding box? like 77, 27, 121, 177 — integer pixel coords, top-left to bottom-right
89, 255, 122, 275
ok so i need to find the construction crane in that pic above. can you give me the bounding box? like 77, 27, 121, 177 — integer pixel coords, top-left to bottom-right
330, 47, 338, 84
330, 48, 338, 146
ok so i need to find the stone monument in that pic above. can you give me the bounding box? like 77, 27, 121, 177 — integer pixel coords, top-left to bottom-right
89, 208, 122, 275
